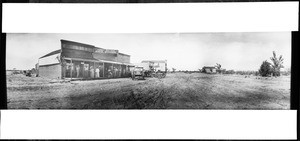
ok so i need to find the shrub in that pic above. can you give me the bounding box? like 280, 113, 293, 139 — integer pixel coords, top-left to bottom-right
259, 60, 272, 77
281, 71, 291, 76
224, 70, 235, 74
235, 70, 257, 75
12, 70, 21, 75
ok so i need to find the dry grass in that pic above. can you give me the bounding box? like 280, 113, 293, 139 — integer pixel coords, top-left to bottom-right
6, 73, 290, 109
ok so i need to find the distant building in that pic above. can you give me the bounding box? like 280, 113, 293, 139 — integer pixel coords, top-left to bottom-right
141, 60, 167, 72
202, 66, 217, 74
38, 39, 134, 79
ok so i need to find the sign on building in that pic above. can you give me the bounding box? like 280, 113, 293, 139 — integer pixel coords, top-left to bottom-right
62, 43, 94, 52
95, 48, 106, 53
104, 49, 118, 54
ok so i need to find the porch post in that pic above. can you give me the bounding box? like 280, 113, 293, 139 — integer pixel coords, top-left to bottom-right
102, 62, 105, 78
118, 64, 121, 77
112, 63, 114, 78
70, 59, 72, 80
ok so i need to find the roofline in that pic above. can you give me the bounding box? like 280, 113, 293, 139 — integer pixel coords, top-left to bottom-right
141, 60, 167, 63
61, 39, 95, 48
118, 52, 130, 57
60, 40, 132, 56
39, 49, 61, 59
94, 46, 105, 50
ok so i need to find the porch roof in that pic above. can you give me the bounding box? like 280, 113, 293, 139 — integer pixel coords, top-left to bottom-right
64, 57, 134, 66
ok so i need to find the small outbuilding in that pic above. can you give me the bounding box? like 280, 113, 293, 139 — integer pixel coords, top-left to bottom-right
202, 66, 217, 74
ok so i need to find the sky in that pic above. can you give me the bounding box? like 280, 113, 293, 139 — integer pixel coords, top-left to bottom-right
6, 32, 291, 71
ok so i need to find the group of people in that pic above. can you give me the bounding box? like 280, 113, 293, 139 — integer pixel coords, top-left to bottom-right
87, 65, 101, 78
106, 66, 122, 78
83, 65, 102, 78
63, 62, 103, 79
62, 61, 128, 79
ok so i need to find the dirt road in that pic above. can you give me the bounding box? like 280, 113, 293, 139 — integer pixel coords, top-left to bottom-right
6, 73, 290, 109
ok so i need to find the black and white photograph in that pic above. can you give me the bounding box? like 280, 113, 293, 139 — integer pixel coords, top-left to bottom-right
2, 1, 298, 140
6, 32, 291, 109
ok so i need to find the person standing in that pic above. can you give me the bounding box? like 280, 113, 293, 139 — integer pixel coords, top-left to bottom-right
99, 65, 103, 77
76, 65, 80, 78
114, 67, 117, 78
84, 64, 89, 78
90, 66, 94, 78
108, 68, 112, 78
66, 64, 71, 77
95, 66, 100, 78
70, 63, 75, 78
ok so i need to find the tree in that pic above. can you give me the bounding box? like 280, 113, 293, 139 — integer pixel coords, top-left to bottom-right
259, 60, 272, 77
172, 68, 176, 73
270, 51, 284, 77
215, 63, 222, 73
215, 63, 221, 70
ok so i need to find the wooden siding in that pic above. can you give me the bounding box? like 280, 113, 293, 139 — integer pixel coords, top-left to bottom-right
39, 64, 62, 79
93, 52, 117, 62
60, 39, 130, 63
61, 40, 95, 50
116, 53, 130, 63
62, 48, 97, 61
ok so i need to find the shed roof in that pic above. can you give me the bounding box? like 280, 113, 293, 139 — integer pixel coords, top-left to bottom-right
61, 39, 96, 49
63, 57, 134, 66
118, 52, 130, 57
39, 49, 61, 59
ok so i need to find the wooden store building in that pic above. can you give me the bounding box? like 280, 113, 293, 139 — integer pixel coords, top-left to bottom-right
38, 39, 133, 79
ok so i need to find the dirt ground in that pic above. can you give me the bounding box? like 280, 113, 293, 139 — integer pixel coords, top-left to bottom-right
6, 73, 290, 109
